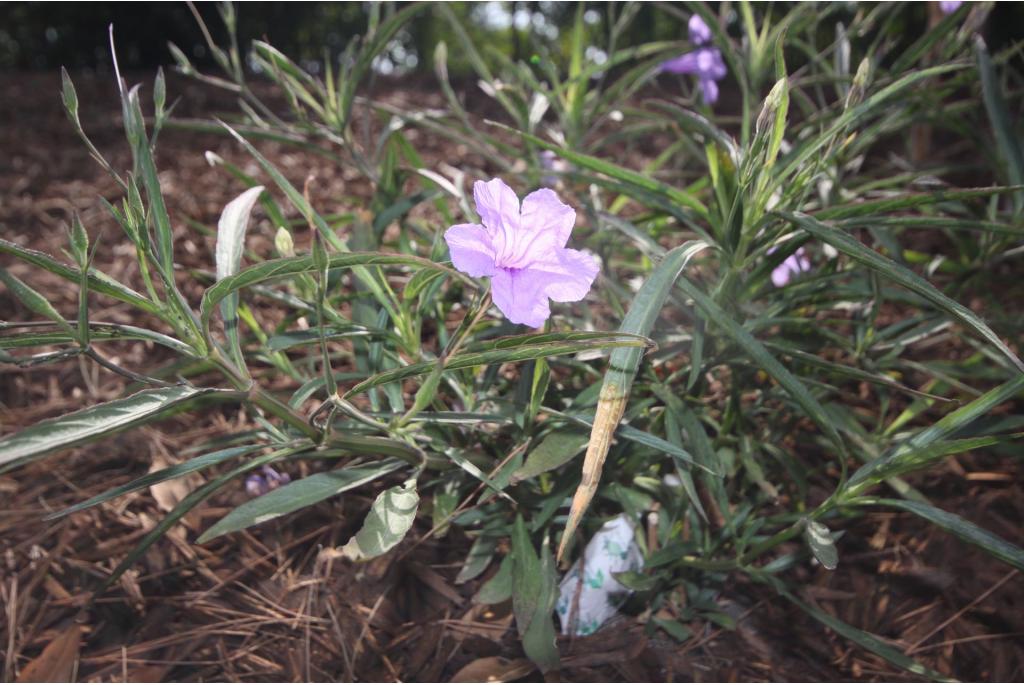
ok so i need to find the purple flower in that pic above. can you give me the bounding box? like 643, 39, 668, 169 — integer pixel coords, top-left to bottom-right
245, 465, 291, 498
661, 48, 727, 104
539, 150, 570, 187
444, 179, 599, 328
660, 16, 726, 105
688, 15, 712, 46
939, 0, 962, 13
245, 474, 267, 497
771, 247, 812, 287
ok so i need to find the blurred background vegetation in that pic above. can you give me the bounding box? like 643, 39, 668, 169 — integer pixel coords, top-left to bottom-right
3, 1, 1023, 78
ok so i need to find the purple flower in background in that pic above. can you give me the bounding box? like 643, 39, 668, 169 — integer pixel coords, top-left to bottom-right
771, 247, 812, 287
688, 14, 713, 46
245, 465, 292, 498
660, 14, 727, 104
540, 150, 570, 188
445, 179, 599, 328
939, 0, 962, 13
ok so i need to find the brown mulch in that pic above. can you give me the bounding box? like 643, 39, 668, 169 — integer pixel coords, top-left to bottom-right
1, 70, 1022, 682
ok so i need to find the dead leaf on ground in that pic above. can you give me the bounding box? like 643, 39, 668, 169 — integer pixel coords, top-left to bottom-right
148, 455, 199, 513
450, 656, 535, 683
16, 622, 82, 683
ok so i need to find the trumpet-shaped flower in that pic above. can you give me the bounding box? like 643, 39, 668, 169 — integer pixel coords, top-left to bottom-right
660, 14, 727, 104
445, 179, 599, 328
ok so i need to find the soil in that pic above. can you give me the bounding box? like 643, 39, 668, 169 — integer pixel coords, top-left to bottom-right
1, 70, 1022, 682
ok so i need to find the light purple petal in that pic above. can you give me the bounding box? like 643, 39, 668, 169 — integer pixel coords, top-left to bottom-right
704, 48, 728, 79
770, 263, 792, 288
533, 248, 600, 303
700, 77, 720, 105
473, 178, 520, 237
660, 51, 700, 75
492, 268, 551, 328
445, 223, 497, 277
513, 188, 577, 261
939, 0, 961, 13
688, 14, 713, 45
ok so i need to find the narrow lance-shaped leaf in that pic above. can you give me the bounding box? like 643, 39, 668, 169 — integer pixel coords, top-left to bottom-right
0, 268, 77, 340
0, 386, 245, 473
46, 444, 264, 520
493, 123, 708, 216
844, 373, 1024, 496
201, 251, 457, 336
511, 515, 559, 672
345, 333, 651, 400
674, 276, 847, 454
857, 498, 1024, 573
977, 37, 1024, 214
782, 591, 955, 682
558, 240, 709, 561
781, 210, 1024, 373
198, 458, 404, 542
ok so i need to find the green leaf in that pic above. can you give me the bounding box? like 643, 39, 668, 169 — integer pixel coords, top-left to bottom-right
977, 38, 1024, 214
860, 498, 1024, 572
266, 325, 392, 351
125, 87, 175, 274
474, 555, 513, 604
512, 430, 589, 483
0, 386, 244, 473
341, 478, 420, 561
651, 617, 692, 642
455, 534, 498, 585
0, 268, 77, 340
346, 333, 650, 399
198, 458, 404, 542
0, 322, 194, 357
495, 124, 707, 216
803, 520, 838, 571
511, 516, 559, 672
0, 238, 159, 316
46, 444, 263, 520
781, 210, 1024, 373
613, 570, 659, 592
215, 185, 266, 369
201, 251, 454, 335
675, 276, 846, 454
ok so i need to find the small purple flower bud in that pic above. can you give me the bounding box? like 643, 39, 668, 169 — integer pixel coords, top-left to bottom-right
939, 0, 962, 14
688, 15, 713, 46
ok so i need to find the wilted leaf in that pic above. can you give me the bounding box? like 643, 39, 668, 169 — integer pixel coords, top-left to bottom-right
341, 479, 419, 561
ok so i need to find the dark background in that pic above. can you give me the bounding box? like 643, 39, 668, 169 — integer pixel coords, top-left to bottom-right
2, 2, 1023, 77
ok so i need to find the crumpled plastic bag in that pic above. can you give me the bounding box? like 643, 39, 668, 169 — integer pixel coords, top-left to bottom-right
555, 513, 643, 636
